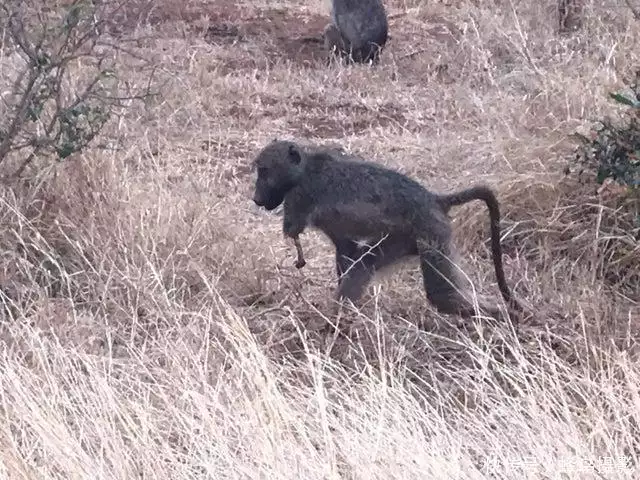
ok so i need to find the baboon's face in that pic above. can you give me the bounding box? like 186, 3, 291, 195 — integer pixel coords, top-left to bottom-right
252, 141, 302, 211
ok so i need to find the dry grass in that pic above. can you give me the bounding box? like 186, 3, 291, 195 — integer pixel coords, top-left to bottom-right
0, 0, 639, 478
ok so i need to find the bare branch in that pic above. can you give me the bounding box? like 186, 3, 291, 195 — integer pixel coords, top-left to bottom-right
0, 0, 157, 180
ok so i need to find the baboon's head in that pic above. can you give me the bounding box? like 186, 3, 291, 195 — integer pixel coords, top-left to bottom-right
252, 140, 305, 211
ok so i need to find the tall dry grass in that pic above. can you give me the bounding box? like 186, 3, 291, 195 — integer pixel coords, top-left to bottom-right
0, 0, 639, 478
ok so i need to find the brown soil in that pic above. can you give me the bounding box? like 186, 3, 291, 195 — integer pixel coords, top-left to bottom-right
109, 0, 328, 65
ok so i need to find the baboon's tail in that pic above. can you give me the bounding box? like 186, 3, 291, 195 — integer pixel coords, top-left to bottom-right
438, 185, 519, 309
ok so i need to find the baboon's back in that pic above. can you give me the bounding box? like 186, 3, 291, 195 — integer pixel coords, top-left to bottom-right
332, 0, 388, 52
302, 154, 436, 220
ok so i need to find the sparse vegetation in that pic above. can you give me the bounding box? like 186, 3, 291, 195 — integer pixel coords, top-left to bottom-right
0, 0, 639, 479
0, 0, 155, 179
574, 71, 639, 191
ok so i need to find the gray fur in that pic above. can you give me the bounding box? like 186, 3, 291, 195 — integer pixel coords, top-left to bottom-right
251, 139, 521, 320
323, 0, 389, 64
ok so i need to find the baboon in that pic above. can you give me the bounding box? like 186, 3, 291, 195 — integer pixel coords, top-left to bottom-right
558, 0, 583, 33
251, 139, 521, 320
323, 0, 389, 64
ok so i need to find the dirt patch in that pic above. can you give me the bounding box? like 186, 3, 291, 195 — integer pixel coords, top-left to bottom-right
287, 93, 413, 137
107, 0, 244, 34
108, 0, 328, 66
424, 14, 463, 46
205, 8, 329, 66
388, 13, 462, 50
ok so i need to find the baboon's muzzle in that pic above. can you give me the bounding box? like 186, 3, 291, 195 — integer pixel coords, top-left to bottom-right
253, 189, 283, 211
252, 194, 264, 207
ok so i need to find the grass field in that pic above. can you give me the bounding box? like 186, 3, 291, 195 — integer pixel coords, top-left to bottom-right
1, 0, 639, 478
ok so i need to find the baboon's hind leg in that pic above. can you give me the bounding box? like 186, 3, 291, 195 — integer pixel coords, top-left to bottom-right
358, 41, 383, 64
333, 238, 358, 283
323, 23, 348, 63
334, 235, 418, 302
418, 239, 490, 318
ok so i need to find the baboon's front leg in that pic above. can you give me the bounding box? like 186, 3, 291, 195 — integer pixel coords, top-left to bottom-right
334, 235, 418, 302
282, 197, 310, 269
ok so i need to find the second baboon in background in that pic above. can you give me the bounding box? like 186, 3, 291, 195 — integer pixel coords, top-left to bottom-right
324, 0, 389, 64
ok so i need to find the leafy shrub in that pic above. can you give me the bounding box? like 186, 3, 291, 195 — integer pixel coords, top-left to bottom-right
0, 0, 155, 181
558, 72, 640, 292
573, 71, 640, 192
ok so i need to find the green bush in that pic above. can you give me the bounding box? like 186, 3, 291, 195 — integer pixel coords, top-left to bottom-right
574, 71, 640, 191
0, 0, 155, 181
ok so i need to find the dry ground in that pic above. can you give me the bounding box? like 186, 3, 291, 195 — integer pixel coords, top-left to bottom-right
0, 0, 640, 478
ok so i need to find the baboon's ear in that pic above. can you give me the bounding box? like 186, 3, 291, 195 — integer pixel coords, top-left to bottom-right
288, 144, 302, 165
